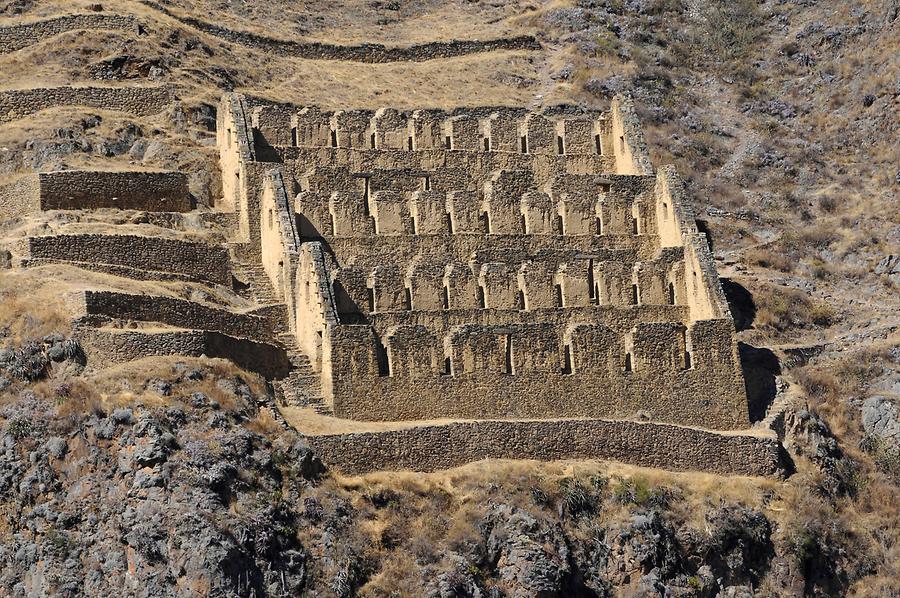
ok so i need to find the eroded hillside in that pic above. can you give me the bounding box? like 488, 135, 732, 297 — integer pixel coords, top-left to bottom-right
0, 0, 897, 596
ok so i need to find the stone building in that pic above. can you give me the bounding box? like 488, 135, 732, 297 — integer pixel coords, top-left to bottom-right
215, 94, 781, 475
0, 88, 781, 475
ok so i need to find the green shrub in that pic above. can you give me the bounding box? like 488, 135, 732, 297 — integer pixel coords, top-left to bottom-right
558, 475, 607, 517
611, 476, 676, 508
7, 417, 32, 440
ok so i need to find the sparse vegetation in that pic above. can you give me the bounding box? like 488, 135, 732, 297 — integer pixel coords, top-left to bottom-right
754, 284, 837, 332
0, 0, 897, 595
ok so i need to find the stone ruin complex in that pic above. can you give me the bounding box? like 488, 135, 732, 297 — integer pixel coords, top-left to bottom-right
0, 89, 786, 476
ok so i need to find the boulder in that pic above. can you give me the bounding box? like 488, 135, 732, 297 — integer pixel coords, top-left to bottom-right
862, 396, 899, 442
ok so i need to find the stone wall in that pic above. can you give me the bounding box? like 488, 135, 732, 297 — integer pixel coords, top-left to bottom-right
0, 13, 139, 54
76, 327, 290, 379
651, 166, 733, 322
260, 107, 609, 158
35, 171, 191, 212
259, 169, 300, 316
139, 0, 540, 63
0, 86, 171, 123
290, 170, 651, 243
307, 418, 785, 477
0, 175, 39, 222
218, 94, 255, 214
610, 95, 654, 176
324, 318, 748, 429
293, 242, 339, 377
26, 234, 230, 285
78, 291, 273, 340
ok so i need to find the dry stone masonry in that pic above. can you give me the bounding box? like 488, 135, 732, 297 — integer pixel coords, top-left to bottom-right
216, 92, 785, 476
0, 13, 140, 54
0, 81, 783, 476
0, 86, 171, 123
0, 170, 190, 220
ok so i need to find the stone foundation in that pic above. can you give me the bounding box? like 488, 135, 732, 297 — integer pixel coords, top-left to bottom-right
307, 418, 786, 477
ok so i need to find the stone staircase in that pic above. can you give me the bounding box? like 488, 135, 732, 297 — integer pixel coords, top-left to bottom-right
232, 260, 282, 307
229, 254, 329, 414
755, 378, 792, 439
274, 333, 330, 415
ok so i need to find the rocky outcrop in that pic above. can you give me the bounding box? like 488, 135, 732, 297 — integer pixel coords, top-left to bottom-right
862, 396, 900, 442
0, 340, 879, 597
874, 255, 900, 286
481, 504, 571, 596
0, 376, 314, 596
784, 408, 861, 497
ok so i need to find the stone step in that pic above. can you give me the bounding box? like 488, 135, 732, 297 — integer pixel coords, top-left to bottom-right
274, 377, 330, 415
755, 384, 792, 439
231, 262, 287, 314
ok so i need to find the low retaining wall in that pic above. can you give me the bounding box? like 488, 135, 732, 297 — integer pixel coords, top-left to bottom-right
26, 234, 230, 285
139, 0, 539, 62
0, 86, 171, 123
0, 13, 139, 54
37, 171, 191, 212
80, 291, 273, 340
0, 175, 39, 221
76, 327, 290, 379
307, 419, 787, 477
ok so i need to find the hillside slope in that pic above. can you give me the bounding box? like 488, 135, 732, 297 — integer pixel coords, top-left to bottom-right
0, 0, 897, 596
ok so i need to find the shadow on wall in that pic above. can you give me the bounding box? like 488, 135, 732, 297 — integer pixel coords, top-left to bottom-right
723, 278, 779, 423
739, 342, 781, 423
232, 274, 252, 295
696, 219, 713, 252
721, 278, 756, 332
253, 129, 284, 163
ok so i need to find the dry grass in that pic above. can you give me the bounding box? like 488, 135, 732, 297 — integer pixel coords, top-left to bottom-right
753, 283, 837, 333
0, 2, 543, 112
0, 271, 71, 343
30, 355, 270, 419
744, 247, 794, 273
245, 409, 284, 436
135, 0, 534, 45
